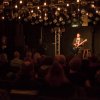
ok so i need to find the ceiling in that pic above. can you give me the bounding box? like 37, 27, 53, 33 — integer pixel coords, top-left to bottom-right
0, 0, 99, 26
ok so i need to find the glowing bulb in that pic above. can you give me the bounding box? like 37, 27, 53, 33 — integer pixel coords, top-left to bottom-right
39, 16, 42, 19
91, 4, 95, 8
96, 10, 98, 14
2, 16, 5, 20
15, 5, 18, 9
19, 0, 23, 4
57, 7, 61, 11
31, 10, 33, 13
44, 2, 47, 6
18, 16, 21, 19
67, 3, 69, 7
37, 6, 40, 9
78, 8, 80, 12
45, 13, 47, 16
77, 0, 80, 3
86, 13, 88, 16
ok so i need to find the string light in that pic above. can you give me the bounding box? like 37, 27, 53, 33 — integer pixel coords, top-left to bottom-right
96, 10, 98, 14
66, 3, 69, 7
37, 6, 40, 10
18, 16, 21, 19
19, 0, 23, 4
86, 13, 88, 16
0, 0, 99, 26
2, 16, 5, 20
15, 5, 18, 9
57, 7, 61, 11
44, 2, 47, 6
77, 0, 80, 3
78, 8, 80, 12
45, 13, 47, 16
31, 10, 33, 13
91, 4, 95, 8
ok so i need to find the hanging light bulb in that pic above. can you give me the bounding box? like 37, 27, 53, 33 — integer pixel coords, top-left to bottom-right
98, 11, 100, 15
39, 16, 43, 22
78, 8, 80, 12
2, 16, 5, 20
57, 7, 61, 11
15, 5, 18, 9
45, 13, 47, 16
91, 4, 95, 8
44, 2, 47, 6
18, 16, 21, 19
77, 0, 80, 3
37, 6, 40, 10
19, 0, 23, 4
44, 13, 48, 21
31, 10, 33, 13
66, 3, 69, 7
96, 10, 98, 14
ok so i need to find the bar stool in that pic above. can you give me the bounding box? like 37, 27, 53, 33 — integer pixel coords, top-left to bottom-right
83, 49, 91, 59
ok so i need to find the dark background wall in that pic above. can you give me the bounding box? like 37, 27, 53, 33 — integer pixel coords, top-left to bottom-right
0, 21, 99, 57
94, 25, 100, 58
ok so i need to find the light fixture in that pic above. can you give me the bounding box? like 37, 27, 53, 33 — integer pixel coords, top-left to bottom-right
0, 0, 99, 26
19, 0, 23, 4
77, 0, 80, 3
37, 6, 40, 10
66, 3, 69, 7
44, 2, 47, 6
2, 16, 5, 20
57, 7, 61, 11
15, 5, 18, 9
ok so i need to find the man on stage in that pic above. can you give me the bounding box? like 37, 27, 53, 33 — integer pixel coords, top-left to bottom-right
73, 33, 87, 55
